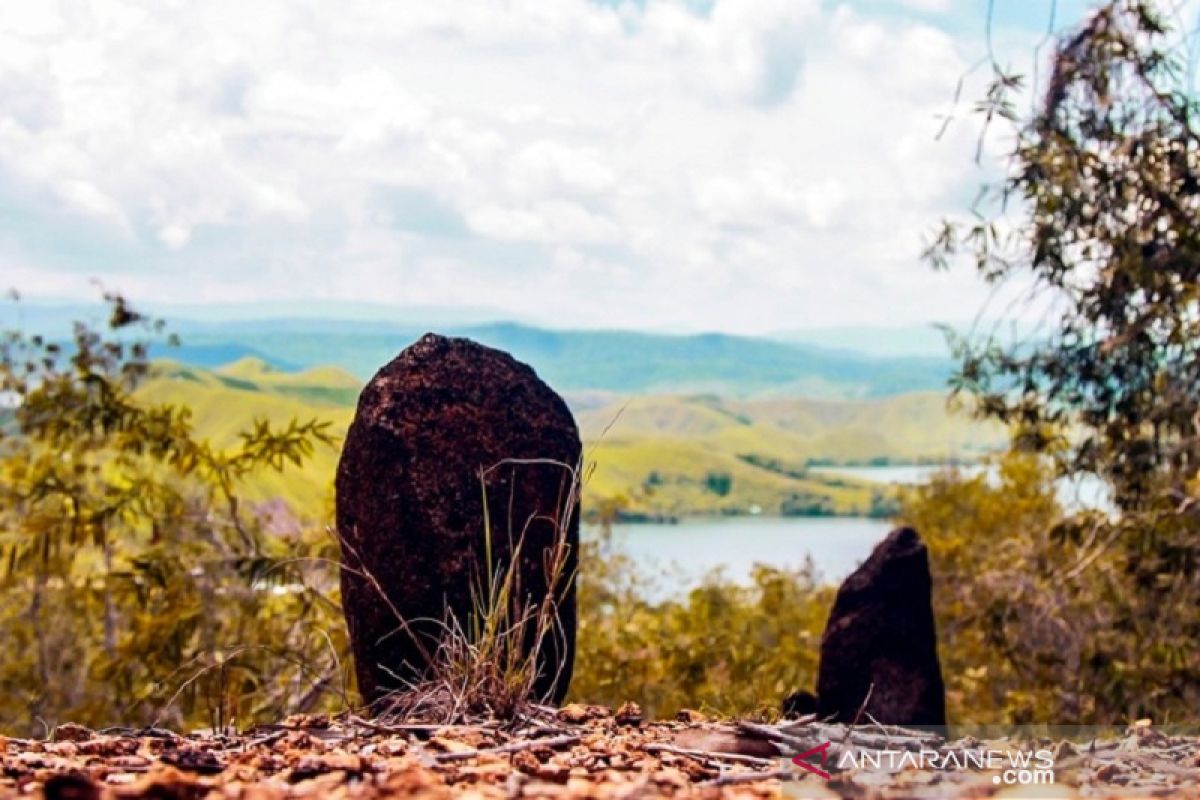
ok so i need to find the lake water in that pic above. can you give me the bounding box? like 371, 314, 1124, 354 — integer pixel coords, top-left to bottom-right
585, 464, 1111, 597
584, 516, 891, 593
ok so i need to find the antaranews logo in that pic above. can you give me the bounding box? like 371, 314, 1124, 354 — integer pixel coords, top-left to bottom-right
788, 739, 1055, 789
782, 722, 1197, 796
790, 741, 832, 780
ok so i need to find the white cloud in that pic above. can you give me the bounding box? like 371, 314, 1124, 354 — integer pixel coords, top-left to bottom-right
55, 178, 133, 234
0, 5, 66, 38
0, 0, 1051, 333
640, 0, 820, 104
896, 0, 954, 13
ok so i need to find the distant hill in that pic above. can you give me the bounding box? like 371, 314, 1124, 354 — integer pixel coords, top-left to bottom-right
577, 392, 1001, 464
7, 304, 960, 397
152, 319, 954, 399
215, 357, 361, 406
578, 392, 1004, 518
137, 360, 1003, 521
170, 344, 300, 371
136, 361, 356, 516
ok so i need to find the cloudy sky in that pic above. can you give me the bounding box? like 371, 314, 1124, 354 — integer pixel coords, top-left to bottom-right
0, 1, 1124, 333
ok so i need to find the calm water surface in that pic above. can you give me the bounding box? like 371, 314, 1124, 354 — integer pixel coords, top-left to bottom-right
584, 464, 1111, 597
582, 516, 891, 594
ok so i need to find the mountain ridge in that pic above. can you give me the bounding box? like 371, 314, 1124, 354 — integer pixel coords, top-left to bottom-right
7, 302, 958, 398
159, 320, 955, 399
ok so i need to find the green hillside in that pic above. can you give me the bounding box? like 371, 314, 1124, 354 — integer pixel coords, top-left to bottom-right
137, 361, 354, 516
138, 361, 1005, 522
578, 392, 1004, 518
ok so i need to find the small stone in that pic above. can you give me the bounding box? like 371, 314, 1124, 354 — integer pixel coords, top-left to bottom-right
161, 746, 224, 775
283, 714, 330, 730
103, 773, 138, 786
535, 763, 571, 783
614, 702, 643, 726
557, 703, 611, 724
428, 736, 476, 754
52, 724, 94, 743
42, 773, 102, 800
126, 766, 203, 798
77, 738, 137, 757
289, 753, 367, 783
512, 751, 540, 773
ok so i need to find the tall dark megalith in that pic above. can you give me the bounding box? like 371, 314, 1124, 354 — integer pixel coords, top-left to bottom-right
816, 526, 947, 727
336, 333, 581, 707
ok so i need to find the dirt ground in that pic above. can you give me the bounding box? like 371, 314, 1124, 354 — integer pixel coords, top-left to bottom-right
2, 705, 1197, 799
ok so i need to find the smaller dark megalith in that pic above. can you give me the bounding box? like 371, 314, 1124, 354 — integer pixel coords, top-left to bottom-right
816, 526, 946, 727
336, 333, 581, 708
781, 689, 817, 718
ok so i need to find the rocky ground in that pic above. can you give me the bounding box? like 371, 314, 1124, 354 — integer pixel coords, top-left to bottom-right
2, 705, 1197, 799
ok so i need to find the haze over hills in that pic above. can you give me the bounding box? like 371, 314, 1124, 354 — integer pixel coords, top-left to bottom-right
772, 325, 953, 358
5, 303, 958, 398
11, 302, 1007, 519
166, 320, 953, 398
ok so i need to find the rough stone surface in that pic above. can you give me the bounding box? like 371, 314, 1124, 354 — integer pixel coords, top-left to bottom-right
816, 526, 946, 727
336, 333, 581, 707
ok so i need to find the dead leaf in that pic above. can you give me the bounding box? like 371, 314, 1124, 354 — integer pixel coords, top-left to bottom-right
429, 735, 477, 754
557, 703, 610, 724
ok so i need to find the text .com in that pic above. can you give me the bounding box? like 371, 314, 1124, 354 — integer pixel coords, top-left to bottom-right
995, 766, 1056, 786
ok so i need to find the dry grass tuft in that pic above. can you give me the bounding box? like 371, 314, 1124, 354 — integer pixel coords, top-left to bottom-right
372, 459, 581, 725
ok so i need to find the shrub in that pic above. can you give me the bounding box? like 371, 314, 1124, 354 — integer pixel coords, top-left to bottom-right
0, 294, 347, 734
571, 528, 833, 718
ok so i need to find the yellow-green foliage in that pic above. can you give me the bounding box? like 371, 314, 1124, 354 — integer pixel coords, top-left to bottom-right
5, 303, 1193, 734
570, 532, 834, 719
913, 1, 1200, 724
897, 455, 1064, 723
899, 453, 1200, 724
576, 449, 1196, 725
135, 361, 352, 515
0, 302, 350, 735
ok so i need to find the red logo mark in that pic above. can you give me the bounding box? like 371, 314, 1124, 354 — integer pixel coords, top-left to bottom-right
791, 741, 832, 780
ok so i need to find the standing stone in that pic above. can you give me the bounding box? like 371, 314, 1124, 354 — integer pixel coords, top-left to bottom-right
781, 689, 817, 718
336, 333, 581, 707
816, 527, 946, 727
